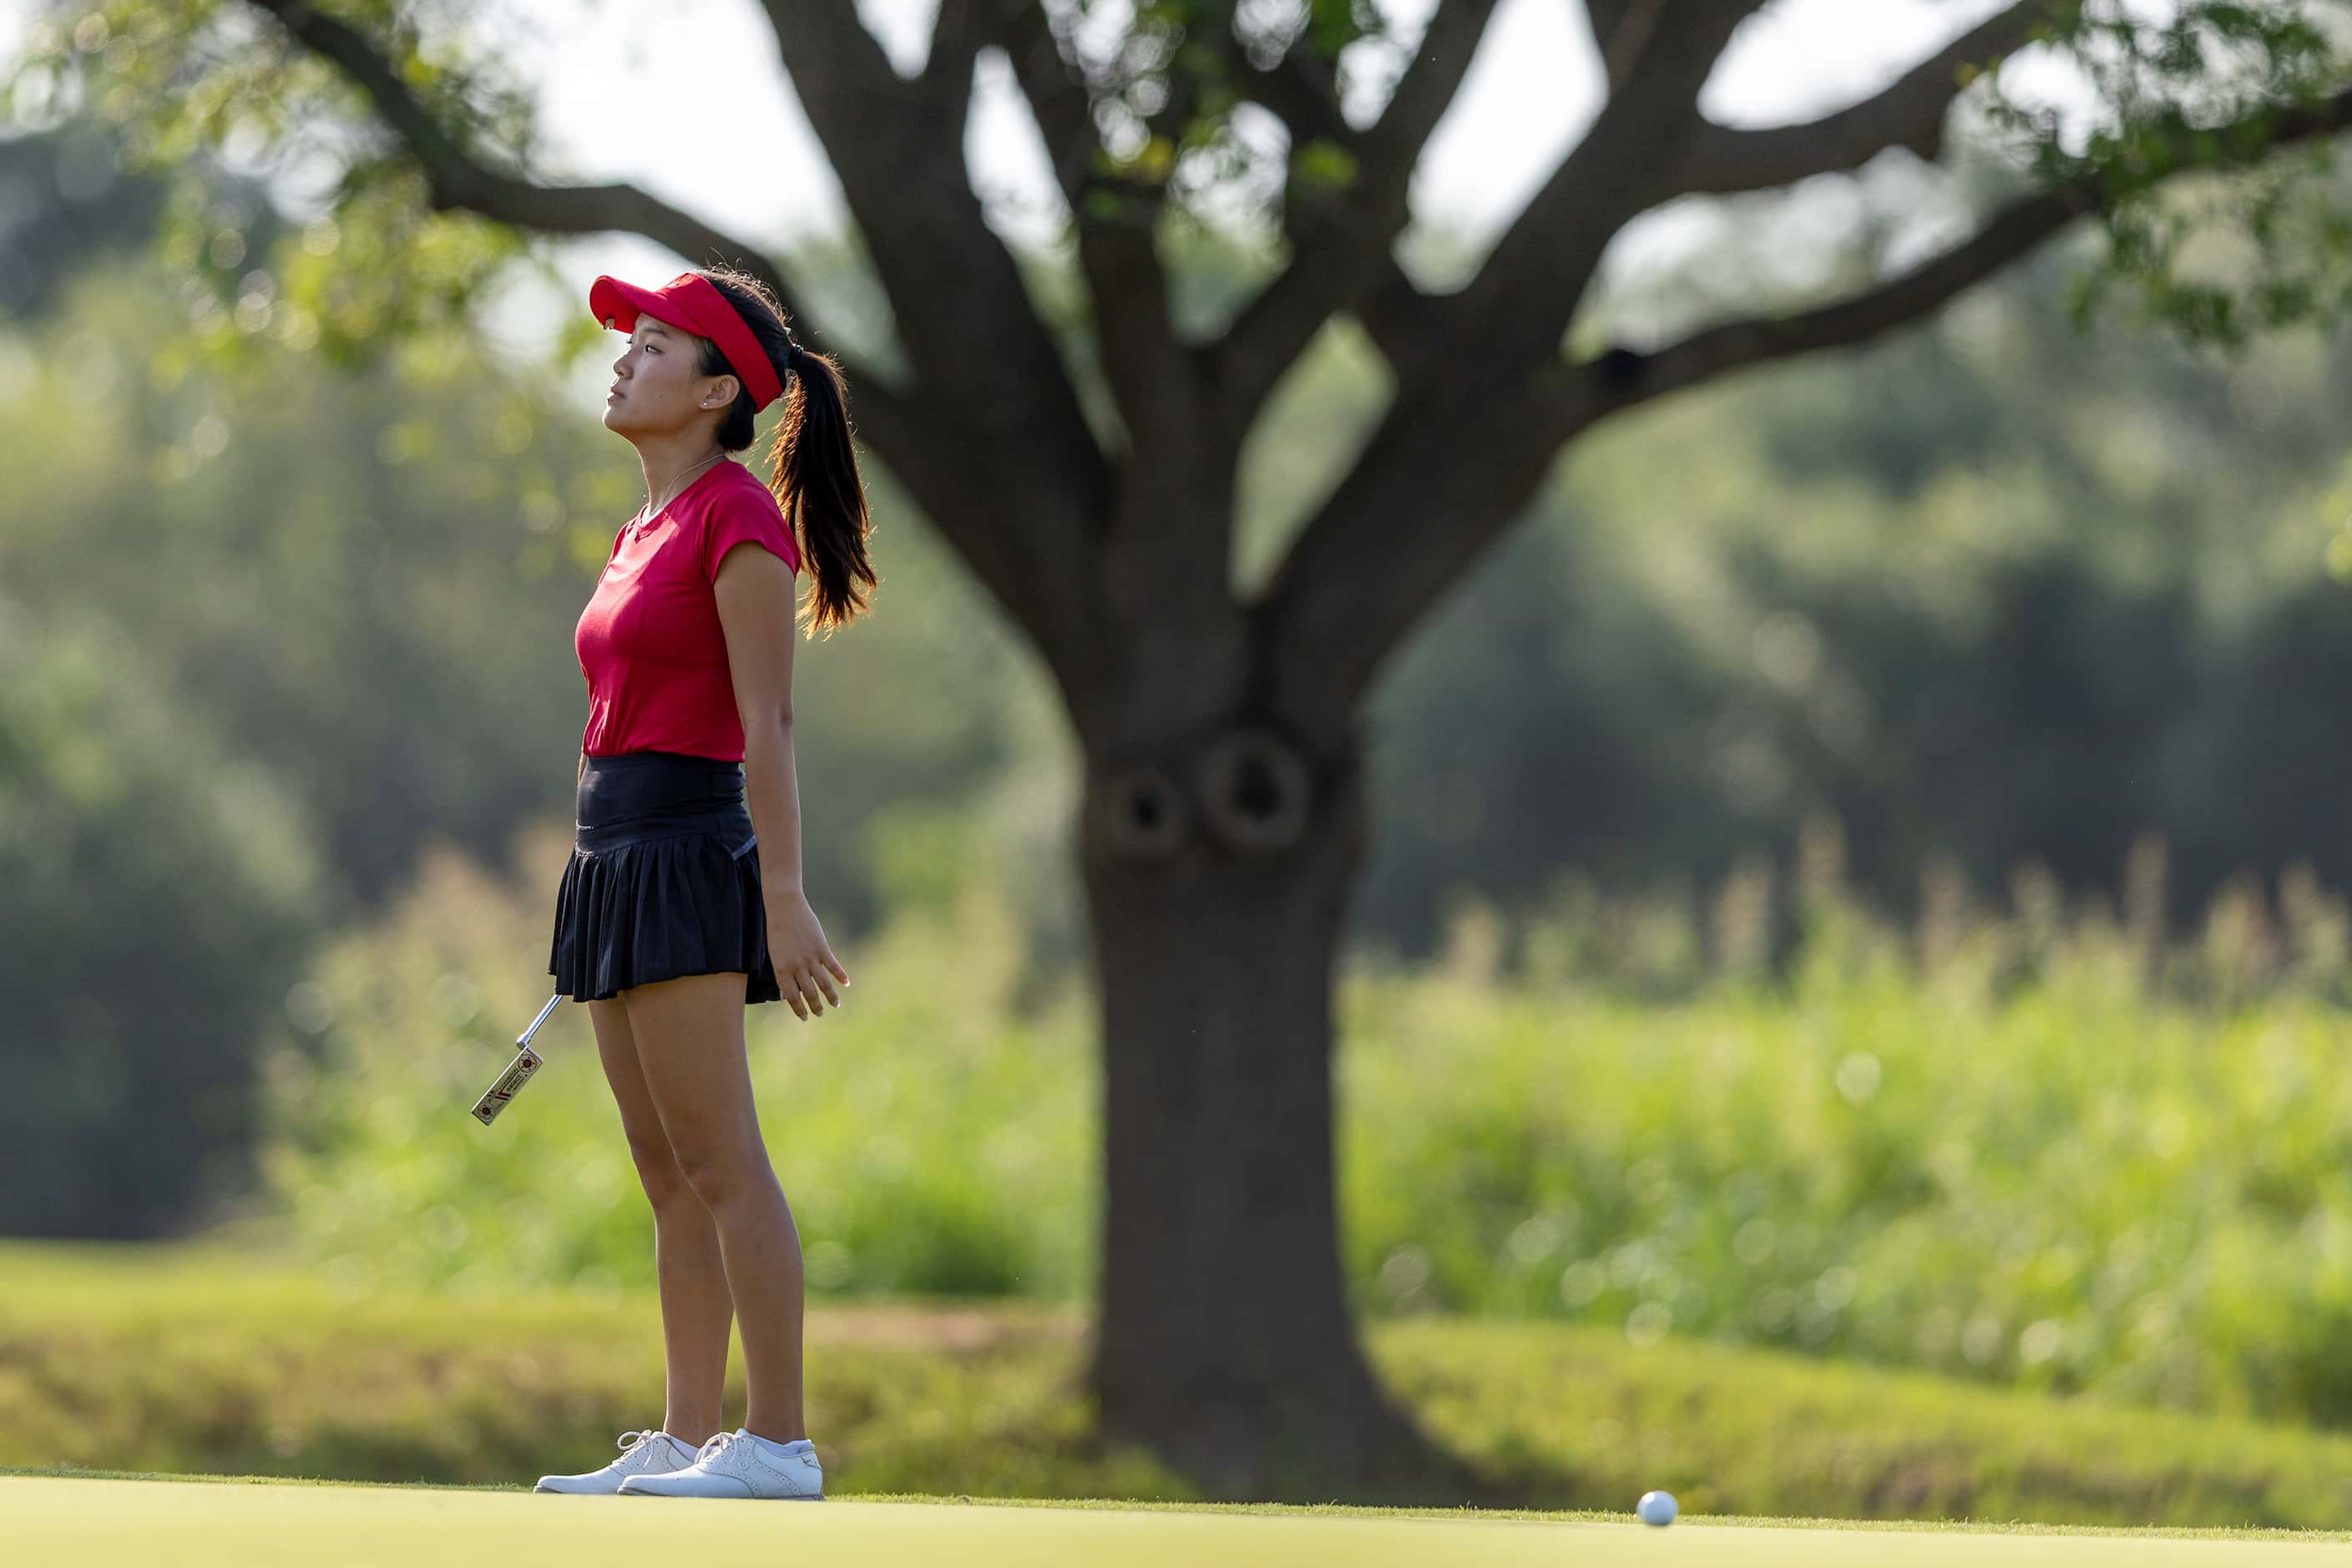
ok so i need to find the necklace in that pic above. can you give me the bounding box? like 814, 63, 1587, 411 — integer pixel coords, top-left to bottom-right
636, 451, 724, 526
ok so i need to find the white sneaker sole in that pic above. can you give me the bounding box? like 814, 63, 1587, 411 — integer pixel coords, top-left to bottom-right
616, 1485, 825, 1500
622, 1495, 827, 1500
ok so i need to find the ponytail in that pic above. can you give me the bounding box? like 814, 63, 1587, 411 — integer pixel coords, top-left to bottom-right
693, 266, 878, 636
766, 343, 874, 635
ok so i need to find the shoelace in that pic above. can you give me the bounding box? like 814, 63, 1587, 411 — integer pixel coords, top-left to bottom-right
695, 1432, 738, 1465
614, 1429, 675, 1468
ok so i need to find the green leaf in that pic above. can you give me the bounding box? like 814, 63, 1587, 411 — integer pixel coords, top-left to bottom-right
1293, 137, 1360, 194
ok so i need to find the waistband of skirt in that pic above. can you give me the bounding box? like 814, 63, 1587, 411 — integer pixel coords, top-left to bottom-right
581, 750, 745, 783
576, 751, 753, 852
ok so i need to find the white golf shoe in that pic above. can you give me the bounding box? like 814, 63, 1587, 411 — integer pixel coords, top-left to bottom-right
534, 1429, 701, 1495
618, 1428, 824, 1500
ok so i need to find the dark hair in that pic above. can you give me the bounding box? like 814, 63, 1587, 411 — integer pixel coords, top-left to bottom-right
693, 266, 876, 635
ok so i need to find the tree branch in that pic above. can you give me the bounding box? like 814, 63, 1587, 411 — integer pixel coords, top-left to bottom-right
987, 0, 1194, 480
922, 0, 990, 122
754, 0, 1118, 698
990, 0, 1096, 204
1581, 192, 2093, 417
1216, 0, 1504, 429
1357, 254, 1444, 374
1665, 1, 2055, 198
1454, 2, 1763, 358
1239, 61, 1443, 376
1584, 80, 2352, 437
1262, 73, 2352, 739
1241, 50, 1349, 276
245, 3, 897, 405
1586, 0, 1670, 89
1358, 0, 1507, 202
1244, 52, 1350, 145
1257, 194, 2099, 731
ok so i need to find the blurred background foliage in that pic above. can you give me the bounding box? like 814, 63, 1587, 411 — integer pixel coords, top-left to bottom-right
255, 817, 2352, 1432
19, 104, 2352, 1433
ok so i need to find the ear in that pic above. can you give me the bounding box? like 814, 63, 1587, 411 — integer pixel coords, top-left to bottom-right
700, 372, 741, 411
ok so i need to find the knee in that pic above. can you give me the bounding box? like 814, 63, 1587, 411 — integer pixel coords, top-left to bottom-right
625, 1136, 695, 1213
670, 1139, 766, 1216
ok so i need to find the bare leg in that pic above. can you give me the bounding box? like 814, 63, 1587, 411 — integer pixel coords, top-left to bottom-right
622, 973, 807, 1444
587, 995, 731, 1444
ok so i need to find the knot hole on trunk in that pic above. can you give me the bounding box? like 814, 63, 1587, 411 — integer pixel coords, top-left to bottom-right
1196, 729, 1313, 853
1100, 764, 1191, 859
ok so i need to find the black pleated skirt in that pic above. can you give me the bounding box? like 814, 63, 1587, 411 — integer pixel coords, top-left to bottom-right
549, 751, 783, 1004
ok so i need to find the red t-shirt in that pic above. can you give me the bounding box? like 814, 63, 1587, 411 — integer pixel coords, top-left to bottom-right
574, 459, 802, 761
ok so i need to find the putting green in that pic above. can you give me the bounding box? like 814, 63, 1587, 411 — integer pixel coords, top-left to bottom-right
7, 1478, 2352, 1567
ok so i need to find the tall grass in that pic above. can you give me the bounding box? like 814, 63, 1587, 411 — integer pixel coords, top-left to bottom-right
259, 823, 1095, 1301
260, 818, 2352, 1426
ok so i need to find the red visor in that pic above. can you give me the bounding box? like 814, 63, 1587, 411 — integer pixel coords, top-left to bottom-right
590, 272, 785, 412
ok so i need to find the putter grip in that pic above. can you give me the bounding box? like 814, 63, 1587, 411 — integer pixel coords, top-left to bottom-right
470, 1046, 543, 1125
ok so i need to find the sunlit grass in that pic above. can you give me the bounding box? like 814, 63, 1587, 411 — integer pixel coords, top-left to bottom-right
16, 1246, 2352, 1527
9, 1474, 2345, 1568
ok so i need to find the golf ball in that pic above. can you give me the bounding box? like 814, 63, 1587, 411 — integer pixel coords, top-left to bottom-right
1637, 1490, 1678, 1527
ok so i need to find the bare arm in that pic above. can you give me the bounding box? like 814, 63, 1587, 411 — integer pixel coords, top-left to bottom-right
715, 539, 804, 890
715, 540, 848, 1018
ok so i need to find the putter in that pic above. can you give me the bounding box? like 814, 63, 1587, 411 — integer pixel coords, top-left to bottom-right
469, 990, 564, 1125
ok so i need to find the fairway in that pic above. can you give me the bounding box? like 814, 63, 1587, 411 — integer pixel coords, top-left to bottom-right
8, 1478, 2352, 1567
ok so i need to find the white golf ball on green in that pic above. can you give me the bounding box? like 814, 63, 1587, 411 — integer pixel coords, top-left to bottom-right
1637, 1490, 1678, 1527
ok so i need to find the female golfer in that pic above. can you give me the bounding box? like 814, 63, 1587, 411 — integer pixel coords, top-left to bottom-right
533, 266, 873, 1501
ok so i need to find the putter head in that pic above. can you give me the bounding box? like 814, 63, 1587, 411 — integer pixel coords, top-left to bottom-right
469, 1045, 544, 1125
469, 990, 564, 1125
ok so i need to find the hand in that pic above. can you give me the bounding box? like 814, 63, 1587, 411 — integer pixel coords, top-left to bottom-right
763, 886, 849, 1020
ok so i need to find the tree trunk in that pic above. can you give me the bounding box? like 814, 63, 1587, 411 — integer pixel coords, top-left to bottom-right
1078, 723, 1485, 1501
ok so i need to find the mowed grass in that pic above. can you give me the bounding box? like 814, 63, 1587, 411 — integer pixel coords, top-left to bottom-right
5, 1476, 2352, 1568
15, 1245, 2352, 1530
